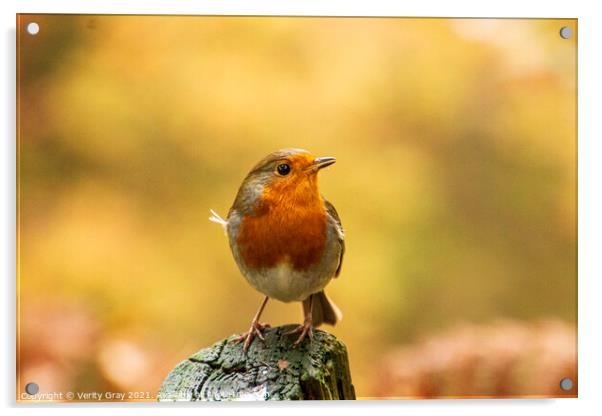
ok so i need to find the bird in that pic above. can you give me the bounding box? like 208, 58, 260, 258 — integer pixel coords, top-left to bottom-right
209, 148, 345, 352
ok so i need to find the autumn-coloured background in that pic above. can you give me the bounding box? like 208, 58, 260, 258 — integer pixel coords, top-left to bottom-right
17, 15, 577, 400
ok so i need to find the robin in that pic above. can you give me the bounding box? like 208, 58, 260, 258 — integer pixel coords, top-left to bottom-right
210, 148, 344, 352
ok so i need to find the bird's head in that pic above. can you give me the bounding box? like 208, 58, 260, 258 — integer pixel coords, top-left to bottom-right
233, 148, 336, 213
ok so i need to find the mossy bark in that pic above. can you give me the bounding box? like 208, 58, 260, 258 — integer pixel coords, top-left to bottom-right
158, 324, 355, 401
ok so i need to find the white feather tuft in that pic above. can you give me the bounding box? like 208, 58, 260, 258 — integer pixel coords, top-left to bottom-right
209, 209, 228, 231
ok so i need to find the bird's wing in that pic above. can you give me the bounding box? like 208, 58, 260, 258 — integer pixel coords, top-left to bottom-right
324, 198, 345, 278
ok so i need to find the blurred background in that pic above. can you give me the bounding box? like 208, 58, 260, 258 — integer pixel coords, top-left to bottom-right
17, 15, 577, 399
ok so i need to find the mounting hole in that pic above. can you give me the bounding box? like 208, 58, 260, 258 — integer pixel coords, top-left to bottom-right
26, 22, 40, 35
25, 382, 39, 395
559, 377, 574, 391
559, 26, 572, 39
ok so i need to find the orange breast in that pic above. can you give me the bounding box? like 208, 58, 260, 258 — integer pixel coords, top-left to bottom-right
236, 178, 327, 271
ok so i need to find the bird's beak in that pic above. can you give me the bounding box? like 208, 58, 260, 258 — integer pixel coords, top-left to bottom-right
311, 157, 336, 171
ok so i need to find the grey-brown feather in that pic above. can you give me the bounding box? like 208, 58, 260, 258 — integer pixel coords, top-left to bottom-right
324, 199, 345, 278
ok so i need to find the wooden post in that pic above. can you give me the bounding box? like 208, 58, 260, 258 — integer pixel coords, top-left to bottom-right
158, 324, 355, 401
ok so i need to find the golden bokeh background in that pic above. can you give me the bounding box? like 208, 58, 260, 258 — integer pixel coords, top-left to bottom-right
17, 15, 577, 399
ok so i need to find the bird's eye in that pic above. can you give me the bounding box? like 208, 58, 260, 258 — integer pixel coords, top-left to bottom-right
276, 163, 291, 176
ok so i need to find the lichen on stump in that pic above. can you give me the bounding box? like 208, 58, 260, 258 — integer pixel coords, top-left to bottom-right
158, 324, 355, 401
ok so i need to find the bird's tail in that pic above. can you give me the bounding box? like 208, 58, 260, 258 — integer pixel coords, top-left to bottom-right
304, 291, 342, 327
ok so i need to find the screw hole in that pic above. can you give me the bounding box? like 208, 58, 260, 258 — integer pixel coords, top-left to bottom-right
26, 22, 40, 35
25, 382, 39, 395
559, 378, 574, 391
559, 26, 572, 39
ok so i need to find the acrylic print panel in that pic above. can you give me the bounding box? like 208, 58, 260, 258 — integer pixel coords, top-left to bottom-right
16, 14, 577, 401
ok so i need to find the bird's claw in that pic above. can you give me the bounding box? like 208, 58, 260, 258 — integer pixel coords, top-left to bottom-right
285, 320, 313, 347
232, 321, 270, 353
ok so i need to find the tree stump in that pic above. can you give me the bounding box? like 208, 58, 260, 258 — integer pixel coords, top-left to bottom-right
158, 324, 355, 401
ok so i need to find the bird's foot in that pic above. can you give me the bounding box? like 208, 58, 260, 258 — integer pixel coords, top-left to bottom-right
232, 321, 270, 353
285, 319, 313, 347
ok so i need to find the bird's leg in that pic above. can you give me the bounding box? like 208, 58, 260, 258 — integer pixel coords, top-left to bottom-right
285, 294, 314, 347
232, 296, 270, 353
